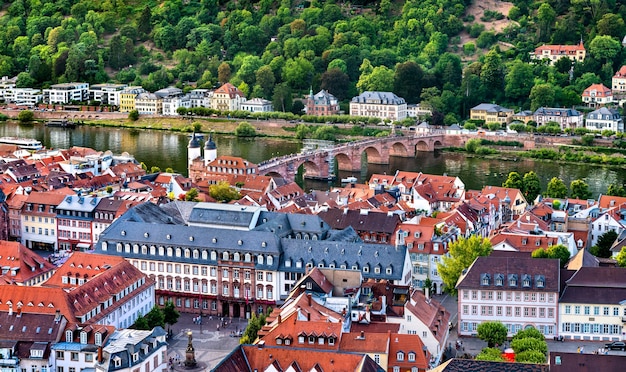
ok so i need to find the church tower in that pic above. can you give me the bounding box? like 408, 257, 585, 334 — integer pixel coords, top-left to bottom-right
204, 132, 217, 166
188, 132, 201, 168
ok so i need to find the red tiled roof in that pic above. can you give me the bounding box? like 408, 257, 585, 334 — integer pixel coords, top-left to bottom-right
582, 83, 612, 98
405, 290, 450, 346
614, 65, 626, 78
0, 240, 55, 284
387, 333, 430, 371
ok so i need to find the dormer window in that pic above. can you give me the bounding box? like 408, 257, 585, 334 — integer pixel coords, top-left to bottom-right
481, 273, 490, 286
66, 330, 73, 342
522, 274, 531, 288
408, 352, 416, 362
522, 238, 527, 245
509, 274, 518, 287
397, 352, 404, 361
536, 275, 545, 288
495, 274, 504, 286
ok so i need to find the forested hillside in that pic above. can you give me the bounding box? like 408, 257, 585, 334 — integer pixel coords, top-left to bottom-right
1, 0, 626, 122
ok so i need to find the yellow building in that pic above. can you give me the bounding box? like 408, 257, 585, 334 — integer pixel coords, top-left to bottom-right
21, 191, 68, 251
119, 86, 145, 112
470, 103, 514, 124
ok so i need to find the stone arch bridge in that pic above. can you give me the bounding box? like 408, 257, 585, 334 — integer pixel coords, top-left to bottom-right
258, 133, 445, 182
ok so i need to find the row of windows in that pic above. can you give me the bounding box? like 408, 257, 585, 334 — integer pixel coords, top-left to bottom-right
59, 219, 90, 228
463, 290, 555, 303
562, 323, 622, 334
105, 242, 274, 265
58, 230, 91, 240
24, 216, 55, 223
139, 261, 273, 282
155, 277, 274, 299
24, 226, 55, 236
463, 305, 555, 318
564, 305, 625, 316
56, 351, 94, 362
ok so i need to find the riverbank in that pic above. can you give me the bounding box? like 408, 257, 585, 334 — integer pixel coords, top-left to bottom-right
76, 116, 301, 139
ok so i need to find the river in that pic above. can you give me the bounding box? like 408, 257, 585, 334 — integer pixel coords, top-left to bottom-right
1, 122, 624, 197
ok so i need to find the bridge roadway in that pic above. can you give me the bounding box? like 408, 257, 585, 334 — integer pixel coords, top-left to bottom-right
257, 132, 446, 182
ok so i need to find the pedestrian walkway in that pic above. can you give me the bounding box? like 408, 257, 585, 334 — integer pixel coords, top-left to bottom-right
166, 313, 248, 370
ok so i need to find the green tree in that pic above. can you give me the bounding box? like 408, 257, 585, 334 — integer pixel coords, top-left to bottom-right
465, 138, 481, 153
210, 181, 242, 202
477, 321, 508, 347
505, 60, 534, 104
272, 83, 293, 112
480, 49, 505, 101
356, 65, 394, 92
475, 347, 505, 362
597, 13, 626, 38
607, 183, 626, 197
17, 110, 34, 122
511, 337, 547, 361
295, 124, 311, 139
616, 247, 626, 267
590, 230, 618, 258
145, 306, 166, 329
185, 188, 199, 202
138, 7, 153, 37
503, 172, 523, 189
255, 65, 275, 98
218, 62, 231, 84
162, 301, 180, 332
394, 61, 423, 103
235, 122, 257, 137
589, 35, 621, 63
282, 57, 314, 90
320, 68, 350, 101
536, 3, 556, 41
522, 171, 542, 203
240, 311, 266, 344
512, 327, 545, 341
128, 110, 139, 121
531, 245, 571, 268
438, 235, 492, 295
569, 179, 592, 200
545, 177, 567, 198
530, 84, 555, 111
132, 315, 150, 330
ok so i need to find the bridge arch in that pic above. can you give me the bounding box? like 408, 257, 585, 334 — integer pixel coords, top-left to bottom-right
433, 140, 443, 149
390, 141, 409, 157
416, 140, 430, 152
363, 146, 382, 164
334, 152, 355, 172
264, 171, 285, 179
297, 160, 321, 178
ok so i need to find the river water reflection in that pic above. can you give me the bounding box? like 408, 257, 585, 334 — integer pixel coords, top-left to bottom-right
1, 122, 624, 197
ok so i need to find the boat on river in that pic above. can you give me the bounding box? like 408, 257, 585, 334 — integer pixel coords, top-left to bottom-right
0, 137, 43, 150
46, 119, 77, 128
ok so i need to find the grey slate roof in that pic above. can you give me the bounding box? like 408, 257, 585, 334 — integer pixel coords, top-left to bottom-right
471, 103, 513, 113
188, 204, 258, 228
57, 195, 101, 213
534, 107, 582, 117
97, 220, 281, 270
204, 133, 217, 150
351, 91, 406, 105
587, 107, 621, 120
279, 238, 406, 281
120, 202, 185, 225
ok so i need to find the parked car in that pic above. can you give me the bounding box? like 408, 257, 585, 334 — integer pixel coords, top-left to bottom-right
605, 341, 626, 350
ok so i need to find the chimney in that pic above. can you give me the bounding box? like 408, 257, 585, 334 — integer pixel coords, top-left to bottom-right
55, 309, 61, 322
97, 346, 103, 363
278, 314, 282, 324
360, 331, 365, 339
307, 293, 312, 306
307, 312, 310, 321
16, 305, 22, 317
425, 287, 430, 300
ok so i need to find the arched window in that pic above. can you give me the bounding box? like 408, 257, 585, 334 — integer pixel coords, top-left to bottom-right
201, 250, 208, 260
175, 248, 182, 257
245, 253, 251, 262
167, 247, 173, 257
258, 255, 264, 265
150, 246, 156, 255
193, 250, 199, 259
233, 252, 240, 261
159, 246, 165, 256
267, 256, 273, 266
184, 249, 190, 258
101, 242, 108, 251
210, 251, 217, 260
222, 251, 229, 260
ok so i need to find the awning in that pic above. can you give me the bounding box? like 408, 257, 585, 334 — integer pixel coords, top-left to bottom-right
76, 243, 91, 249
393, 287, 409, 294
